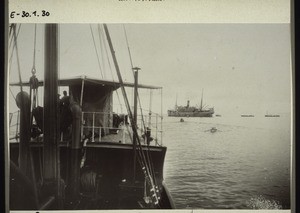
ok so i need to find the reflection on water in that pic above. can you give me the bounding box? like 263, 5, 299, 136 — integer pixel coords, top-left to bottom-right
247, 195, 283, 209
163, 115, 291, 209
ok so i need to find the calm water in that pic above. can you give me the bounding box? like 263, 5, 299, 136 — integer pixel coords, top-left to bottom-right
163, 115, 291, 209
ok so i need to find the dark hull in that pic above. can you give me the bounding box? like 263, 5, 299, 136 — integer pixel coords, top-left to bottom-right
9, 141, 175, 210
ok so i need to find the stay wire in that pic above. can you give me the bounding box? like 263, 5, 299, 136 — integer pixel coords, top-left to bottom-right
123, 25, 143, 129
9, 24, 21, 49
100, 25, 114, 80
143, 92, 157, 186
123, 25, 149, 135
9, 87, 17, 102
100, 24, 123, 113
97, 24, 106, 78
12, 24, 32, 147
123, 25, 135, 76
89, 24, 104, 79
9, 24, 22, 75
123, 25, 159, 195
105, 24, 159, 204
123, 25, 157, 184
32, 24, 37, 69
12, 24, 24, 93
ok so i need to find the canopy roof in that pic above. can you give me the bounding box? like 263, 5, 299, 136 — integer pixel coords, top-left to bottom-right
10, 75, 162, 90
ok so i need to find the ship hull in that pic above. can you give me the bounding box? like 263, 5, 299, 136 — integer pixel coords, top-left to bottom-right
167, 110, 214, 117
9, 141, 174, 210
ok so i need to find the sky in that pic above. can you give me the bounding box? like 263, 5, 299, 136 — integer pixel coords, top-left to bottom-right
8, 23, 291, 116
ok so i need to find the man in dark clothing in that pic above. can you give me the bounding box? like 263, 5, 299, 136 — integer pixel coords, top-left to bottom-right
60, 90, 70, 107
60, 91, 72, 140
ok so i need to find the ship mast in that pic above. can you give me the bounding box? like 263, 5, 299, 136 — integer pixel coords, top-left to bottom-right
175, 94, 178, 110
43, 24, 62, 206
200, 89, 203, 110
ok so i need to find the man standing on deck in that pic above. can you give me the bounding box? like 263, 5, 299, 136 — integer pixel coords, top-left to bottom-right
60, 91, 72, 140
60, 90, 70, 107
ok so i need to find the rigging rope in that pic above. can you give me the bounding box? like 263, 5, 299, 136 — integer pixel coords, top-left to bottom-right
123, 25, 152, 137
89, 24, 104, 79
9, 24, 22, 75
123, 25, 145, 130
99, 24, 123, 113
12, 24, 24, 93
29, 24, 40, 127
9, 24, 21, 49
148, 90, 153, 127
123, 25, 135, 105
100, 25, 114, 80
122, 24, 159, 202
12, 24, 33, 147
97, 24, 106, 78
123, 24, 156, 165
123, 25, 135, 76
32, 24, 37, 71
104, 24, 160, 205
9, 87, 17, 102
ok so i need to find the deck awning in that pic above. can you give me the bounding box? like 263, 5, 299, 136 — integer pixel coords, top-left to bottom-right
10, 75, 162, 90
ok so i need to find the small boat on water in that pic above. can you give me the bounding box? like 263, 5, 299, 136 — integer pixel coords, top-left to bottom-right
204, 127, 219, 133
265, 114, 280, 117
215, 114, 221, 117
241, 114, 255, 117
8, 24, 175, 210
265, 112, 280, 117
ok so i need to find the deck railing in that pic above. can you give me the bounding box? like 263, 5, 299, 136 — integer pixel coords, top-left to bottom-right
81, 110, 163, 146
8, 108, 163, 146
81, 111, 120, 143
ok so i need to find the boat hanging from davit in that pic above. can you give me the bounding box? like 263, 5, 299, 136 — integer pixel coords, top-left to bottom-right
8, 24, 175, 210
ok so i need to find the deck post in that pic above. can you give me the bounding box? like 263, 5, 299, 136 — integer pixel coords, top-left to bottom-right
133, 67, 140, 182
81, 112, 84, 138
92, 113, 95, 142
16, 110, 20, 141
80, 77, 85, 107
156, 114, 158, 146
122, 125, 125, 143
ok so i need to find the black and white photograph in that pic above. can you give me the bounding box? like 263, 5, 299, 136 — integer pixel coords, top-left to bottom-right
6, 1, 293, 212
